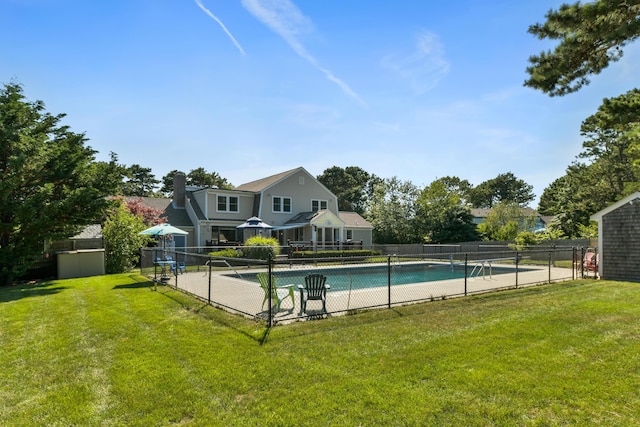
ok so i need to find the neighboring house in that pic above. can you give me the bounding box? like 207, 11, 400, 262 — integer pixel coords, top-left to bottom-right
471, 207, 550, 232
590, 192, 640, 282
150, 167, 373, 250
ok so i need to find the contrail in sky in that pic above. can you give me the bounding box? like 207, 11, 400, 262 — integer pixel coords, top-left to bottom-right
194, 0, 246, 56
241, 0, 367, 107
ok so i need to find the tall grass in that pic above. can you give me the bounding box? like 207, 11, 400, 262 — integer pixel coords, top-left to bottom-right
1, 275, 639, 425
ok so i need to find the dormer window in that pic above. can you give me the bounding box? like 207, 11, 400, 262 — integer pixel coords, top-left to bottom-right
217, 195, 239, 212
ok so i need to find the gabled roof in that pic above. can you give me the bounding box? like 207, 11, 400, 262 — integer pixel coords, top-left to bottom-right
71, 224, 103, 239
235, 167, 303, 193
591, 192, 640, 220
338, 212, 373, 229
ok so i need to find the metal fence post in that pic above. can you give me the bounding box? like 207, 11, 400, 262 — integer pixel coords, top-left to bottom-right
268, 254, 273, 328
515, 250, 519, 289
464, 253, 468, 296
548, 250, 552, 283
208, 255, 212, 303
387, 255, 391, 309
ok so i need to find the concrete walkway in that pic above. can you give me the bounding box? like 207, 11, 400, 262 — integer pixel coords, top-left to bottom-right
156, 262, 575, 323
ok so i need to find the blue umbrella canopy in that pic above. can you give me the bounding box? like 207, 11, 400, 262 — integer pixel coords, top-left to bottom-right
139, 223, 189, 236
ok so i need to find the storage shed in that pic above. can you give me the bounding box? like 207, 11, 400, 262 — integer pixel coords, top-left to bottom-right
57, 249, 106, 279
54, 224, 105, 279
591, 192, 640, 282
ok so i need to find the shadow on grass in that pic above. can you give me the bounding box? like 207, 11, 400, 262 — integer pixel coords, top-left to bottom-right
154, 285, 271, 345
112, 274, 156, 289
0, 281, 68, 303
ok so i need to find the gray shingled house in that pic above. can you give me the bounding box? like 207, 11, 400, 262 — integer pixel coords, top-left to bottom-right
591, 192, 640, 282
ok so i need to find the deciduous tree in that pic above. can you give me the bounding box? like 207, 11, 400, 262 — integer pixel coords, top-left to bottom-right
317, 166, 372, 213
364, 177, 419, 244
415, 177, 478, 243
102, 200, 151, 273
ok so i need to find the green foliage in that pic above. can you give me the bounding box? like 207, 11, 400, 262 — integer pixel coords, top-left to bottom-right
209, 248, 242, 258
103, 201, 151, 273
365, 176, 420, 244
535, 226, 566, 241
538, 90, 640, 236
160, 168, 233, 196
415, 178, 479, 243
317, 166, 373, 213
242, 236, 280, 260
0, 82, 113, 284
525, 1, 640, 96
513, 231, 539, 249
123, 163, 159, 197
477, 202, 536, 241
468, 172, 535, 208
577, 221, 598, 239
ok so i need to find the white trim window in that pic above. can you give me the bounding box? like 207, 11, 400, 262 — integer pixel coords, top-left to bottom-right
217, 195, 239, 212
273, 196, 292, 213
312, 199, 328, 211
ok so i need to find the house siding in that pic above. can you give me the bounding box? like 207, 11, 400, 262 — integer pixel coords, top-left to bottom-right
259, 170, 337, 226
601, 202, 640, 282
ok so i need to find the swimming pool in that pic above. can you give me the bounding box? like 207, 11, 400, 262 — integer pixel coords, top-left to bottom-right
235, 263, 529, 292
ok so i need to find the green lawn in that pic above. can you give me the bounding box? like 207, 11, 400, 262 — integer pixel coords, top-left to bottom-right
1, 275, 639, 426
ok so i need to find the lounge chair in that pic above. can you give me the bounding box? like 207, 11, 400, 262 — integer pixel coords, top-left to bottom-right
583, 251, 598, 272
257, 272, 295, 312
298, 273, 330, 314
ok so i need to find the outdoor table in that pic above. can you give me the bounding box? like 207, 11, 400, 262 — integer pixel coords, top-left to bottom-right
154, 260, 176, 282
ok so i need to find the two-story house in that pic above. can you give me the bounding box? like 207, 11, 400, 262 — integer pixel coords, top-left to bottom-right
162, 167, 373, 250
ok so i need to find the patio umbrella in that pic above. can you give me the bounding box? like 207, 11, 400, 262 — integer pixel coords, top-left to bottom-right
139, 223, 189, 236
139, 223, 188, 252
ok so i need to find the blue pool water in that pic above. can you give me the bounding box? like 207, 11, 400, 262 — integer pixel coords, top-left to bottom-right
235, 264, 526, 292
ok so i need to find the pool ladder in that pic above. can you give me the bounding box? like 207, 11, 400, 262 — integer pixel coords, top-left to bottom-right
469, 261, 493, 279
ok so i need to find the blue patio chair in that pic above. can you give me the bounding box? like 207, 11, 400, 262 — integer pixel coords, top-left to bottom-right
177, 262, 186, 274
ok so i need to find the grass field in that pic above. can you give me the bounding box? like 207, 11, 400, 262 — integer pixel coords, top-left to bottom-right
1, 274, 639, 426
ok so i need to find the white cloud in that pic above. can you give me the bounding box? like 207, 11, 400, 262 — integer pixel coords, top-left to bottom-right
381, 30, 450, 94
241, 0, 367, 106
194, 0, 246, 56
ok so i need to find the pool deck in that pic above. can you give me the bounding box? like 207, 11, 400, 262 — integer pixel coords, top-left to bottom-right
156, 262, 575, 323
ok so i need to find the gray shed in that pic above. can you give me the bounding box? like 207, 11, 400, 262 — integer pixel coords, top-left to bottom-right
591, 192, 640, 282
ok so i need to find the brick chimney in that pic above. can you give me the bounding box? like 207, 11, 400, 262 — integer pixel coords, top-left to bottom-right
173, 171, 186, 208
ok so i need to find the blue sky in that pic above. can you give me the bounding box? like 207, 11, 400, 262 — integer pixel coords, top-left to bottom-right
2, 0, 639, 206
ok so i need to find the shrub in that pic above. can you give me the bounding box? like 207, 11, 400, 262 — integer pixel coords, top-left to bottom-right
242, 236, 280, 260
513, 231, 539, 250
209, 248, 242, 258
